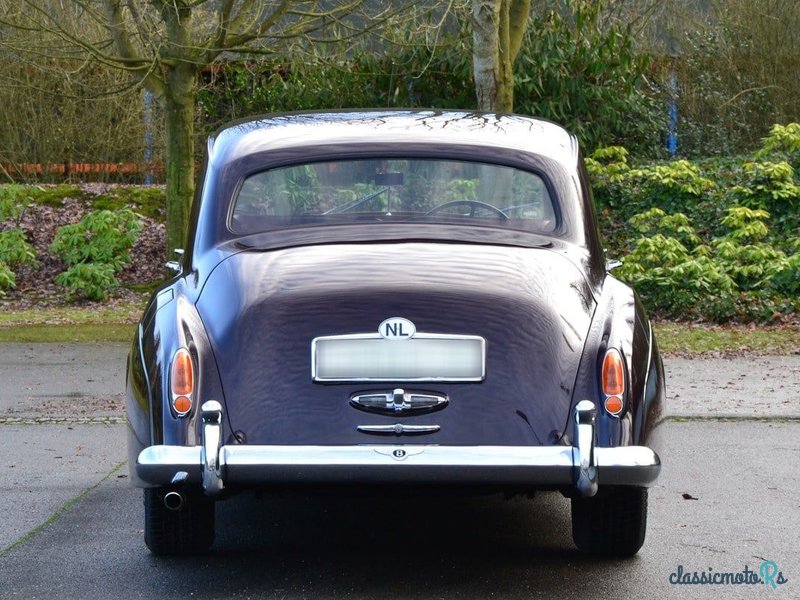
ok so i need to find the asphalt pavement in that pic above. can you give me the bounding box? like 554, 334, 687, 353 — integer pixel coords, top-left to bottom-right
2, 342, 798, 420
0, 343, 798, 599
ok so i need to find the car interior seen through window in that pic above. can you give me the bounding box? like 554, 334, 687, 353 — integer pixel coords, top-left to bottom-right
230, 158, 556, 235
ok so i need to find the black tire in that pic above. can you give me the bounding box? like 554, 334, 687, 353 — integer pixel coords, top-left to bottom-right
571, 486, 647, 557
143, 488, 215, 555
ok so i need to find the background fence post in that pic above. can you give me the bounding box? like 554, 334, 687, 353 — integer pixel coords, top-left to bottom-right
667, 68, 678, 157
144, 89, 154, 185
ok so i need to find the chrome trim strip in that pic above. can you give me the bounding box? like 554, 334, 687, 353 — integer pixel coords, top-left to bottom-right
311, 332, 487, 382
356, 424, 441, 435
137, 323, 155, 447
641, 319, 654, 412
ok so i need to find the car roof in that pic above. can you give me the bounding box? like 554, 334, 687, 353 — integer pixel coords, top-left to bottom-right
208, 110, 580, 169
190, 109, 604, 291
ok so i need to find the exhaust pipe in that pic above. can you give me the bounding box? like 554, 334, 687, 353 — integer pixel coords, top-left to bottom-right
163, 491, 185, 511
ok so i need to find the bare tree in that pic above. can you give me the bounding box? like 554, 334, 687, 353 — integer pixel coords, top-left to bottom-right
0, 1, 400, 255
0, 57, 157, 179
471, 0, 530, 111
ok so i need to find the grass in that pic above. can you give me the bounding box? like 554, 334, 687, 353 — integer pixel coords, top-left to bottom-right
653, 322, 800, 355
0, 300, 797, 354
0, 182, 166, 219
91, 187, 166, 220
0, 323, 134, 343
0, 183, 82, 209
0, 300, 143, 343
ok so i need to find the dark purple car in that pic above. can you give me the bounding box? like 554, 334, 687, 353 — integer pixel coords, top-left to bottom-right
127, 110, 664, 556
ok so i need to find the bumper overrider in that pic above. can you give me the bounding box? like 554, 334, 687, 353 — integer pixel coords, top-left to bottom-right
137, 400, 660, 498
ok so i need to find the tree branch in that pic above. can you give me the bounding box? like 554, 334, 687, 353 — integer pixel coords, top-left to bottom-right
221, 0, 293, 52
103, 0, 145, 62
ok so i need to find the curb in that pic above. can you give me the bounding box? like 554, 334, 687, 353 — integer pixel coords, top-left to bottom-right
0, 416, 126, 425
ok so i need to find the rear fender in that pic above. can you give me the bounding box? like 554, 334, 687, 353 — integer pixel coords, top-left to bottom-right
126, 281, 226, 487
570, 275, 665, 448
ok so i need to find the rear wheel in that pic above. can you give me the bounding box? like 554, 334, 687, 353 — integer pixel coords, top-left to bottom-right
144, 488, 215, 555
571, 486, 647, 557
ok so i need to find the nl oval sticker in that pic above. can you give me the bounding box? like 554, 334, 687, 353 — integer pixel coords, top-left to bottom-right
379, 317, 416, 340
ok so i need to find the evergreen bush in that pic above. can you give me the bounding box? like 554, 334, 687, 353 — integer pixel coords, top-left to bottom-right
0, 185, 39, 296
50, 209, 142, 300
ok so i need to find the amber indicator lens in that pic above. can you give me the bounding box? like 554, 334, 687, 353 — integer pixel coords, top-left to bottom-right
171, 348, 194, 397
601, 348, 625, 397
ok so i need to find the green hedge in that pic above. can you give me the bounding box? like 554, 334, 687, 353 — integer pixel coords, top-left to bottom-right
3, 124, 797, 321
590, 124, 800, 322
197, 0, 658, 156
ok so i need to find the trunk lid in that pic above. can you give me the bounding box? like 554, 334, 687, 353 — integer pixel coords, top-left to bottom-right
196, 242, 595, 446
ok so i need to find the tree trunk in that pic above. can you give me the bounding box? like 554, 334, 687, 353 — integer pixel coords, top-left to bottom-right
496, 1, 514, 112
162, 65, 197, 255
472, 0, 501, 111
500, 0, 531, 113
472, 0, 531, 113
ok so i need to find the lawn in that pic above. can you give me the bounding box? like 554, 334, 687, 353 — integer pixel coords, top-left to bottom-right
0, 300, 797, 354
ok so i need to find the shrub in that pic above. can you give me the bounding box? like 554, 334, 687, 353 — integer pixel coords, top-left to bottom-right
0, 228, 38, 267
586, 147, 630, 177
50, 209, 142, 271
0, 261, 15, 295
627, 208, 702, 248
0, 185, 30, 221
50, 208, 142, 300
616, 209, 736, 321
713, 206, 799, 318
627, 160, 716, 214
196, 39, 476, 138
514, 0, 663, 155
669, 24, 774, 158
731, 161, 800, 225
196, 1, 662, 155
591, 129, 800, 258
0, 186, 39, 295
617, 205, 799, 321
771, 252, 800, 298
756, 123, 800, 168
54, 263, 118, 301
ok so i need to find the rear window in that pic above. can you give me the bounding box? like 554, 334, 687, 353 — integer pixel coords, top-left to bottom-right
230, 158, 556, 235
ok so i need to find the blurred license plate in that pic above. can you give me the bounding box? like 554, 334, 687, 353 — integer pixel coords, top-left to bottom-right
312, 335, 485, 382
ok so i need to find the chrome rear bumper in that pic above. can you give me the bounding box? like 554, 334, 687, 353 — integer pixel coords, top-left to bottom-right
136, 400, 661, 497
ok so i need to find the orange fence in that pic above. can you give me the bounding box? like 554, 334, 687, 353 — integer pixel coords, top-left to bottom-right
1, 163, 164, 178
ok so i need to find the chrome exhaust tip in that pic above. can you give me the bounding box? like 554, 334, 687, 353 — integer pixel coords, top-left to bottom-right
163, 491, 185, 511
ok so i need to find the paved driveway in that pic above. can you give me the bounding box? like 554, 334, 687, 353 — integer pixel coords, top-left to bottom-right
0, 344, 798, 598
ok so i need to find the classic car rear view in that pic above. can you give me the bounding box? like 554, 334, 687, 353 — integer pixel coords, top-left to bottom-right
126, 110, 664, 557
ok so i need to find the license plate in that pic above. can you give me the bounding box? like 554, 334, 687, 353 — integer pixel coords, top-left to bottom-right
312, 334, 485, 382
